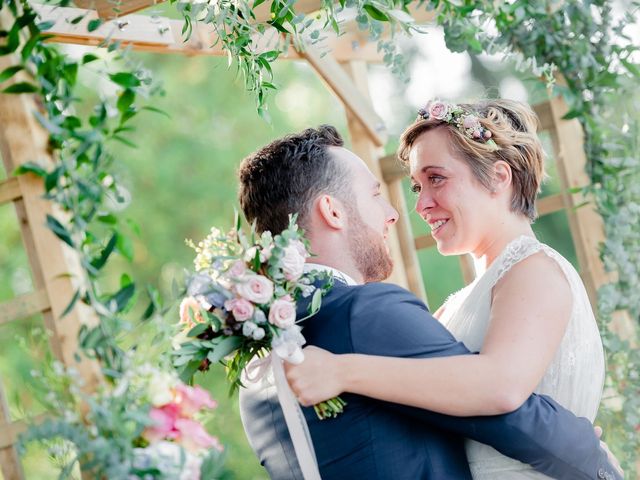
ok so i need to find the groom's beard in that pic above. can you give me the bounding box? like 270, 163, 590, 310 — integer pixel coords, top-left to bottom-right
347, 212, 394, 283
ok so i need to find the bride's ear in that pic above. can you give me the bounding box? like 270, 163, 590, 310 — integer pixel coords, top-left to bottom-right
315, 194, 347, 230
491, 161, 512, 195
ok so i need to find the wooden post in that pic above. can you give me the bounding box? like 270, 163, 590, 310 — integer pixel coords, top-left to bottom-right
545, 96, 610, 303
0, 383, 24, 480
543, 95, 635, 340
0, 10, 103, 473
302, 48, 415, 290
379, 156, 428, 302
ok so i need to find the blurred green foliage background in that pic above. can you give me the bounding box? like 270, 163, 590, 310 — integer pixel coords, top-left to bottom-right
0, 41, 582, 478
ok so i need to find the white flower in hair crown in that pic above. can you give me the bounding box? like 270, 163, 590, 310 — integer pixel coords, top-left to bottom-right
418, 101, 497, 146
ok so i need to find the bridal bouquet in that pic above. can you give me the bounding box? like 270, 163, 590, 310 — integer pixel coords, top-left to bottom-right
173, 214, 346, 419
21, 363, 226, 479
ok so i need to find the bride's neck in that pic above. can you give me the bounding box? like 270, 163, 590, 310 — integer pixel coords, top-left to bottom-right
472, 217, 535, 274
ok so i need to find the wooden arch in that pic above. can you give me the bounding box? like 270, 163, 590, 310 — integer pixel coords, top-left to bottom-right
0, 2, 614, 478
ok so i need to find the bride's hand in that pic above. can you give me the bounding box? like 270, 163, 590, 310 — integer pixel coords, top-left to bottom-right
284, 346, 344, 406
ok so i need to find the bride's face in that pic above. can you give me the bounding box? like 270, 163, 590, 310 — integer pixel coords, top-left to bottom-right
409, 127, 500, 257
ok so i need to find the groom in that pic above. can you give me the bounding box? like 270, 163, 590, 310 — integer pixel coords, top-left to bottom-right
237, 125, 620, 479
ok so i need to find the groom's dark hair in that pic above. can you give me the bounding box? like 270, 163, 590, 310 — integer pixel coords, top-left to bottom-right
238, 125, 351, 234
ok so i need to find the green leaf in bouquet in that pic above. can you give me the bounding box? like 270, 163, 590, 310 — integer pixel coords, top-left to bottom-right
206, 310, 223, 331
178, 358, 205, 383
207, 336, 242, 364
187, 322, 209, 338
310, 287, 323, 314
251, 248, 261, 271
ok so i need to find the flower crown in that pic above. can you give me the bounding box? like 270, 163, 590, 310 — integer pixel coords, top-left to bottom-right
418, 100, 496, 146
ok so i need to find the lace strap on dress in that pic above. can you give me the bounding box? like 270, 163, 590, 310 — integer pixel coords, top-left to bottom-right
491, 236, 543, 287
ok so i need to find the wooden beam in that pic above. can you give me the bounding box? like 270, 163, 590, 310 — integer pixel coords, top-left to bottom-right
74, 0, 163, 20
537, 193, 565, 217
302, 45, 387, 146
459, 254, 476, 285
415, 233, 435, 250
32, 4, 384, 62
0, 289, 51, 326
32, 3, 174, 47
71, 0, 324, 21
253, 0, 322, 23
0, 414, 48, 450
533, 101, 554, 132
380, 153, 407, 182
0, 177, 21, 204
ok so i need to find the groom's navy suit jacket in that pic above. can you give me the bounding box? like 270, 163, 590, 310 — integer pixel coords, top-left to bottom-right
240, 280, 619, 480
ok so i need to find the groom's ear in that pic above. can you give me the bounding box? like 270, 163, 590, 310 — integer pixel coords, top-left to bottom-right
315, 194, 347, 230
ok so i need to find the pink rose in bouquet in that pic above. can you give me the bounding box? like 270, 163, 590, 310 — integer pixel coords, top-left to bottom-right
269, 297, 296, 329
224, 297, 255, 321
236, 274, 274, 304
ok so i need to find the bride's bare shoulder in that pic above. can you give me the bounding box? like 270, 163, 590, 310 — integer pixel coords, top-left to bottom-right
493, 250, 572, 313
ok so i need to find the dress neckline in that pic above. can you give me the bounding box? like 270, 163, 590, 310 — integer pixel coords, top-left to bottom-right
475, 234, 540, 278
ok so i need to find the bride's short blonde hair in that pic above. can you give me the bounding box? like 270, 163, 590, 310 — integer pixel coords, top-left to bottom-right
398, 99, 546, 222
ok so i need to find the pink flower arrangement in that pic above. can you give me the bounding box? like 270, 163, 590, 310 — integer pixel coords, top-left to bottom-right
144, 383, 222, 454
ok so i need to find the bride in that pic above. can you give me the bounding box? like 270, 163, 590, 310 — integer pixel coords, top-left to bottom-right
285, 99, 609, 478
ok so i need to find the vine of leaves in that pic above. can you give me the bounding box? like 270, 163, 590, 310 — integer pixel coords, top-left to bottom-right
1, 0, 167, 377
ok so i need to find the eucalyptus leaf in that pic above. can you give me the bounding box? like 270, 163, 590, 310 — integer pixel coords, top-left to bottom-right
0, 65, 23, 83
45, 214, 74, 248
207, 336, 243, 364
2, 82, 38, 93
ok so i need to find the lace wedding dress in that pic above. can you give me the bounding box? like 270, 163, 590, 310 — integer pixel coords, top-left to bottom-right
439, 235, 605, 479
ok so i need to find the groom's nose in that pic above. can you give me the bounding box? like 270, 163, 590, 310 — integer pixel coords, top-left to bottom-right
385, 201, 399, 225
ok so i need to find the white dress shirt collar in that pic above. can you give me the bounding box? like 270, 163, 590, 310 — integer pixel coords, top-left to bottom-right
304, 263, 360, 286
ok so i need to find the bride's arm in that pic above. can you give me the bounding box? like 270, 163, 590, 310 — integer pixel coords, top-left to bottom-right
286, 254, 573, 416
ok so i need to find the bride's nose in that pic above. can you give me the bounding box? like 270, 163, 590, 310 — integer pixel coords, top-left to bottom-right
415, 191, 436, 217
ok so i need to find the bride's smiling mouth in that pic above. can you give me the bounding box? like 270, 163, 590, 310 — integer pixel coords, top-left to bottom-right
429, 218, 449, 235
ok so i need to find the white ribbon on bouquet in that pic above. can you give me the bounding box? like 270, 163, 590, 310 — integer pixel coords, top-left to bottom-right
244, 341, 321, 480
271, 354, 322, 480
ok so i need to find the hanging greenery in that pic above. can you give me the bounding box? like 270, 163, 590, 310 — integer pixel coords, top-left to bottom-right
1, 0, 166, 375
1, 0, 638, 474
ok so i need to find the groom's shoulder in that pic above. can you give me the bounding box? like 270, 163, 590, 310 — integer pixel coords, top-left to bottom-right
346, 282, 457, 356
351, 282, 427, 309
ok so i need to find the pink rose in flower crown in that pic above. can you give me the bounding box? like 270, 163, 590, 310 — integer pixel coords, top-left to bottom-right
281, 243, 306, 281
224, 297, 255, 321
462, 114, 481, 130
268, 297, 296, 328
236, 274, 274, 304
179, 297, 206, 329
174, 384, 217, 417
175, 418, 224, 453
429, 101, 450, 120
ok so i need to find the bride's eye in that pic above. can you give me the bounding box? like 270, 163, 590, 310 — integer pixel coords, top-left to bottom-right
429, 175, 445, 186
410, 183, 421, 194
